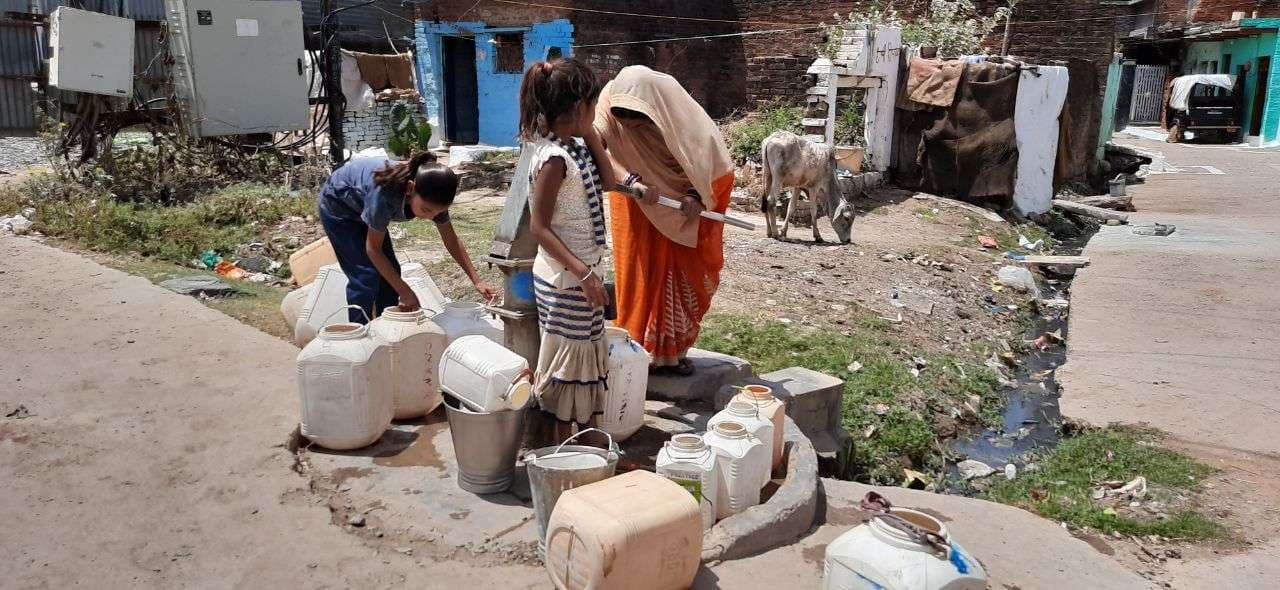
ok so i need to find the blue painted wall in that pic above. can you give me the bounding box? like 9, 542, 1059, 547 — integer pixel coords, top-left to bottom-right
414, 19, 573, 146
1185, 30, 1280, 141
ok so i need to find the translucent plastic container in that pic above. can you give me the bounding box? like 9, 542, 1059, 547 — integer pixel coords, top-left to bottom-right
280, 282, 312, 334
400, 262, 449, 314
702, 421, 767, 520
545, 470, 702, 590
708, 401, 775, 491
600, 327, 650, 441
294, 264, 348, 348
368, 306, 447, 419
656, 433, 720, 530
824, 508, 988, 590
729, 384, 787, 472
433, 301, 503, 345
296, 313, 392, 450
438, 335, 532, 412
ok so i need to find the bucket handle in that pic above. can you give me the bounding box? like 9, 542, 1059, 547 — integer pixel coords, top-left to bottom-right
554, 427, 618, 457
322, 304, 371, 325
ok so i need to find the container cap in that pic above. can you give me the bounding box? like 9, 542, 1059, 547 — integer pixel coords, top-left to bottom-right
506, 377, 533, 410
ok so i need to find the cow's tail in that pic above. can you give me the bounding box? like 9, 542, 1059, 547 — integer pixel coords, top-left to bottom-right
759, 141, 772, 213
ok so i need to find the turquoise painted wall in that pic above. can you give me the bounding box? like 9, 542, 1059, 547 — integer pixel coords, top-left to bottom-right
415, 19, 573, 147
1185, 22, 1280, 141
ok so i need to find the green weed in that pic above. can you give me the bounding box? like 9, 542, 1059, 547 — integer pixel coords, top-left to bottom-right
697, 313, 1002, 483
722, 105, 804, 163
987, 427, 1224, 540
2, 176, 315, 263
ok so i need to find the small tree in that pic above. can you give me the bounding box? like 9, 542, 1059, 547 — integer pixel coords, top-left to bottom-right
386, 103, 432, 158
818, 0, 1014, 59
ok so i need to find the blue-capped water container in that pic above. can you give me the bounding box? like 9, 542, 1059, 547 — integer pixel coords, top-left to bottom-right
823, 507, 987, 589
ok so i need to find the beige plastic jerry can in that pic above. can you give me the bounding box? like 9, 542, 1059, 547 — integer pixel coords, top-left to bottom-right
544, 470, 702, 590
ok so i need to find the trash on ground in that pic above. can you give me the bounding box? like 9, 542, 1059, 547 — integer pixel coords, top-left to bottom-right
1004, 463, 1017, 480
4, 404, 32, 419
214, 261, 248, 280
957, 459, 996, 479
996, 265, 1040, 298
902, 468, 931, 489
160, 277, 237, 298
1017, 234, 1043, 251
1133, 223, 1176, 236
978, 235, 998, 249
1, 214, 33, 235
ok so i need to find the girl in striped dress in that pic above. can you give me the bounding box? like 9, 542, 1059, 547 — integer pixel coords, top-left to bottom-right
519, 58, 641, 443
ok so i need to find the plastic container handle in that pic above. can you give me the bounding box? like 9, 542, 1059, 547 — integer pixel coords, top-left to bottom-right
553, 427, 618, 456
322, 304, 371, 325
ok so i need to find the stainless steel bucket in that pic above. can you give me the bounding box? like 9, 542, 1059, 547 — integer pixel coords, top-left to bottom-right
444, 394, 528, 494
526, 428, 619, 555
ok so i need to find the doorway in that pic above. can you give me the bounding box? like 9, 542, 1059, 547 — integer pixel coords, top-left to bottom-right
442, 36, 479, 145
1251, 56, 1269, 137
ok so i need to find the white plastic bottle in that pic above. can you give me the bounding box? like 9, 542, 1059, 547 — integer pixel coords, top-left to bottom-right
729, 384, 787, 472
702, 421, 767, 520
708, 400, 775, 491
296, 310, 392, 450
432, 301, 503, 345
438, 335, 532, 412
824, 507, 988, 590
600, 327, 650, 441
367, 306, 447, 419
656, 433, 720, 530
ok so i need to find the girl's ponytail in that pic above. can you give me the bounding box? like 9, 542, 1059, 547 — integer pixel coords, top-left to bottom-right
518, 58, 602, 141
373, 150, 437, 190
519, 61, 553, 141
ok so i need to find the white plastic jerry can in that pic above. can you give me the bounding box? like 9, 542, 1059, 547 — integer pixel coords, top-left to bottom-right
296, 307, 393, 450
432, 301, 503, 345
656, 433, 720, 531
438, 335, 532, 412
280, 282, 312, 334
400, 261, 449, 314
823, 508, 987, 590
600, 327, 650, 442
730, 384, 787, 472
702, 421, 768, 520
367, 306, 447, 419
708, 401, 775, 492
294, 264, 349, 348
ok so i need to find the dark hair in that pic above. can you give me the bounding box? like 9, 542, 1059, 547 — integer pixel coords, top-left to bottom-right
372, 151, 458, 206
610, 106, 650, 122
518, 58, 603, 141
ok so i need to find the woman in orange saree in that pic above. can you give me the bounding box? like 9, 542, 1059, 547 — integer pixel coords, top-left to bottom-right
594, 66, 735, 375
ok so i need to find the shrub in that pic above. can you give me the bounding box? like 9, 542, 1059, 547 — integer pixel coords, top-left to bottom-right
722, 105, 803, 163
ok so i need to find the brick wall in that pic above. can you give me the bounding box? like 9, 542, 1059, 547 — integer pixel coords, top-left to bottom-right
1153, 0, 1280, 27
342, 100, 426, 154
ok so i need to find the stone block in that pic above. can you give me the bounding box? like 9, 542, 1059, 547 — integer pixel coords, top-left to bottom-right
758, 367, 849, 463
646, 348, 753, 403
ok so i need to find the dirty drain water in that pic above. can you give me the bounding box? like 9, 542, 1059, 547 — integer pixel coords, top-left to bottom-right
947, 230, 1095, 482
372, 410, 449, 470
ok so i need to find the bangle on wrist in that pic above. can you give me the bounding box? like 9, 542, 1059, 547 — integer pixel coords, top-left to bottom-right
578, 268, 596, 283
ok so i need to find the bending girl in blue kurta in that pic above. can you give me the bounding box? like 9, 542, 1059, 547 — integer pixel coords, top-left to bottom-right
317, 153, 496, 322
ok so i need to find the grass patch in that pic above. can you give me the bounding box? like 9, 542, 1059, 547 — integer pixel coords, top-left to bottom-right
1, 175, 315, 264
697, 312, 1003, 483
987, 427, 1224, 540
103, 257, 292, 340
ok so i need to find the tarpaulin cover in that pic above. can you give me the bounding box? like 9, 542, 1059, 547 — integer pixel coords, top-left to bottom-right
1168, 74, 1235, 111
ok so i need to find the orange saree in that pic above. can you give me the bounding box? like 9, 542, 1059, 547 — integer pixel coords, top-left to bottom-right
596, 66, 736, 366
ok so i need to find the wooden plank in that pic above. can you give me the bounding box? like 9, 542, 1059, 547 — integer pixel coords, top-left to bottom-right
1018, 255, 1091, 268
1053, 199, 1129, 222
1070, 194, 1132, 210
802, 118, 827, 127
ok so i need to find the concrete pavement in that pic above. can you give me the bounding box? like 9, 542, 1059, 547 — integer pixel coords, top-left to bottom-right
1059, 134, 1280, 587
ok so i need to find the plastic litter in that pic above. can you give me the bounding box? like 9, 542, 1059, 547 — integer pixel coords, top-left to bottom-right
214, 261, 248, 281
978, 235, 998, 249
160, 276, 237, 298
996, 265, 1040, 298
957, 459, 995, 479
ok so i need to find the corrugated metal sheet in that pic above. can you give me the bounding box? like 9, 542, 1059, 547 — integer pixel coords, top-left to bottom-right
1, 0, 42, 128
300, 0, 413, 51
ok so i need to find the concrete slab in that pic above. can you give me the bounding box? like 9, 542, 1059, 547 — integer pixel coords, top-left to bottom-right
701, 479, 1155, 589
647, 348, 753, 403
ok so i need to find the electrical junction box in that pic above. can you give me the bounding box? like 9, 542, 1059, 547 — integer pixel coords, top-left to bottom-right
48, 7, 135, 98
164, 0, 309, 137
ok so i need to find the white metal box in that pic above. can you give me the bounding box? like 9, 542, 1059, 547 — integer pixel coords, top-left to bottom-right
48, 7, 135, 98
164, 0, 310, 137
